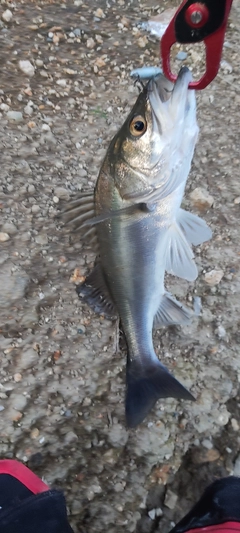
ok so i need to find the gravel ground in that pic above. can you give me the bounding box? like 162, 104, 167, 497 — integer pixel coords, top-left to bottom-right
0, 1, 240, 532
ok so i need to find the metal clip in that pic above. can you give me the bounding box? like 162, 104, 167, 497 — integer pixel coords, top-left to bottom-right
160, 0, 233, 89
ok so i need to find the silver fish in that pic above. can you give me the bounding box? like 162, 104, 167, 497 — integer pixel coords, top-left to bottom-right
63, 67, 212, 427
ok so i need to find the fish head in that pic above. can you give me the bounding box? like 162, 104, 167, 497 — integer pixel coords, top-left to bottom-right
107, 67, 198, 201
148, 66, 199, 170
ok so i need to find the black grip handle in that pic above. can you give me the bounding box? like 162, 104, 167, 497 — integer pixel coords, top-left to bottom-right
175, 0, 227, 43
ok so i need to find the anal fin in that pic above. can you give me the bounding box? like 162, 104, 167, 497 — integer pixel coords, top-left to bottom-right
77, 263, 117, 320
177, 208, 212, 246
154, 292, 192, 328
166, 222, 198, 281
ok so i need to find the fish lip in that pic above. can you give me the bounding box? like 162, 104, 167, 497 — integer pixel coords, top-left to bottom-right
148, 66, 193, 102
172, 66, 193, 95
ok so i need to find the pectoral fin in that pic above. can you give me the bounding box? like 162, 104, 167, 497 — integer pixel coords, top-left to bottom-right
166, 223, 198, 281
177, 208, 212, 246
77, 263, 117, 320
62, 191, 95, 232
154, 292, 192, 328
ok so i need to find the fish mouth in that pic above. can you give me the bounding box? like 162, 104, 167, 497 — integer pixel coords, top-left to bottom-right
171, 66, 193, 100
142, 66, 197, 173
148, 66, 193, 103
148, 66, 195, 134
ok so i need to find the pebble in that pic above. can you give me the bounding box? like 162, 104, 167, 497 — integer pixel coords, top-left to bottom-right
31, 204, 40, 214
204, 449, 220, 462
0, 232, 10, 242
148, 508, 163, 520
1, 223, 17, 235
31, 428, 40, 439
234, 197, 240, 204
42, 124, 50, 131
231, 418, 239, 431
19, 348, 39, 370
204, 269, 224, 286
2, 9, 13, 22
95, 57, 106, 68
35, 59, 44, 67
6, 111, 23, 122
216, 325, 226, 338
217, 410, 230, 426
21, 232, 31, 243
64, 431, 78, 445
108, 424, 128, 447
11, 393, 27, 412
176, 51, 187, 61
93, 8, 105, 18
191, 447, 217, 464
0, 103, 10, 112
189, 187, 214, 210
14, 373, 22, 383
114, 482, 125, 493
220, 60, 233, 73
35, 234, 48, 245
193, 296, 202, 316
164, 490, 178, 510
86, 38, 95, 49
24, 102, 34, 115
19, 60, 35, 77
54, 187, 70, 201
137, 36, 148, 48
56, 79, 67, 87
202, 439, 213, 450
40, 70, 48, 78
148, 509, 156, 520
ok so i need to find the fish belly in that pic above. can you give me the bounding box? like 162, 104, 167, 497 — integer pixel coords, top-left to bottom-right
97, 211, 166, 356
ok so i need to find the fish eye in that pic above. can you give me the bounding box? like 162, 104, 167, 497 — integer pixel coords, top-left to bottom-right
129, 115, 147, 137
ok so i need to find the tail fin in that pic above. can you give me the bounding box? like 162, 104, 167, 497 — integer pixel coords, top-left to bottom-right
125, 357, 194, 428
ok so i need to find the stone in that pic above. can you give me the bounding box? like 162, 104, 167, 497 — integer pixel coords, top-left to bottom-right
2, 9, 13, 22
35, 234, 48, 245
0, 232, 10, 242
54, 187, 70, 200
19, 348, 39, 370
6, 111, 23, 122
189, 187, 214, 210
204, 269, 224, 286
1, 223, 17, 235
19, 60, 35, 77
164, 490, 178, 510
176, 51, 187, 60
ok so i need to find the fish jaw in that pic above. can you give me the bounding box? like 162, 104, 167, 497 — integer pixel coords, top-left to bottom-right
147, 67, 199, 190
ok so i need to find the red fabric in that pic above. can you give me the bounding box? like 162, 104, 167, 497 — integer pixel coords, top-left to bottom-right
186, 522, 240, 533
0, 460, 49, 494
